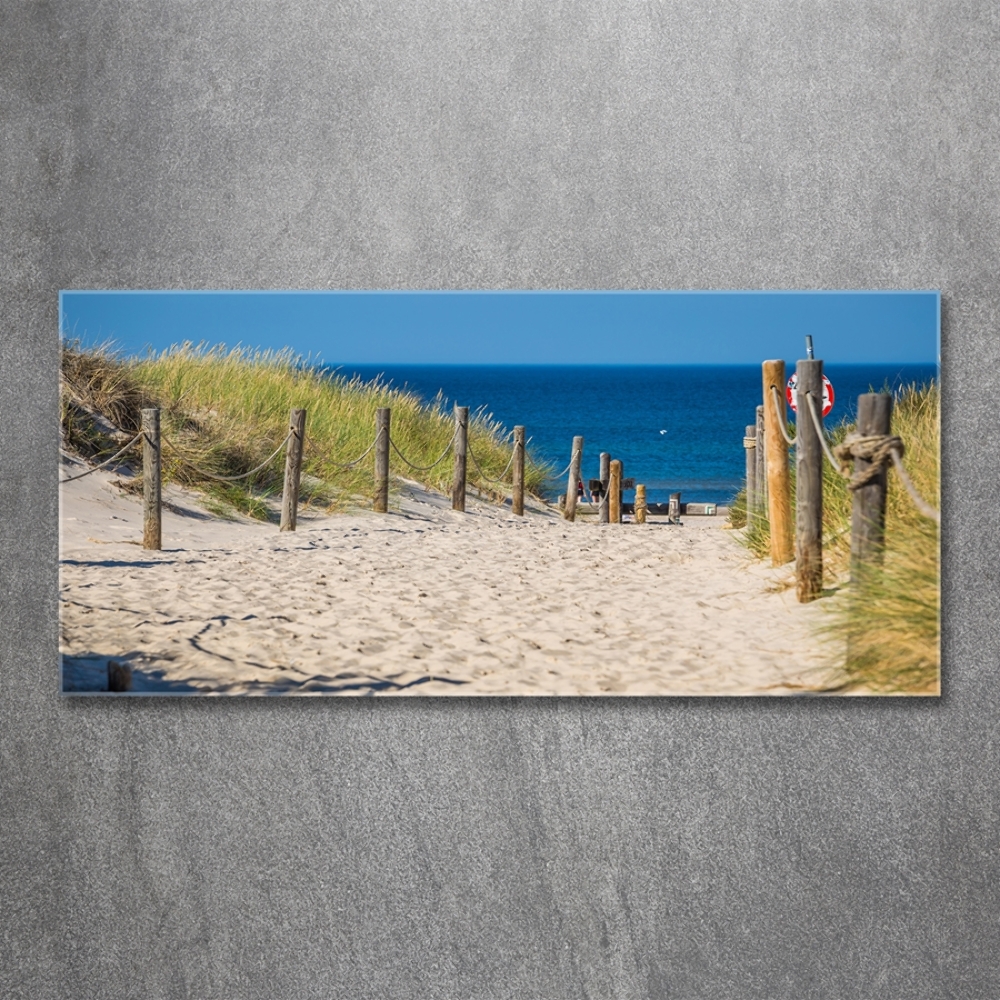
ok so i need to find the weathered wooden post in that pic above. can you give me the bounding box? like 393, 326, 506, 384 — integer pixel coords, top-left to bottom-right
794, 359, 823, 602
373, 407, 390, 513
634, 484, 647, 524
609, 460, 622, 523
850, 393, 893, 580
280, 408, 307, 531
563, 436, 584, 521
668, 492, 681, 523
762, 360, 793, 565
141, 407, 161, 550
755, 403, 767, 517
599, 452, 610, 524
744, 423, 757, 528
512, 425, 525, 516
452, 405, 468, 512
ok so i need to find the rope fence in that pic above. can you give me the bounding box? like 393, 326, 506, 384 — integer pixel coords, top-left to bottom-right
161, 430, 293, 483
388, 430, 456, 472
807, 392, 939, 523
749, 359, 939, 605
466, 439, 517, 484
59, 432, 143, 483
60, 399, 610, 549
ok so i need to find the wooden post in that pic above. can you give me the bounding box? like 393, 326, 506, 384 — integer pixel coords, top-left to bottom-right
609, 460, 622, 523
280, 408, 306, 531
107, 659, 133, 692
452, 405, 468, 512
373, 407, 390, 513
512, 425, 525, 516
634, 484, 647, 524
850, 393, 893, 580
744, 423, 757, 528
141, 407, 161, 550
762, 360, 793, 565
755, 403, 767, 517
668, 492, 681, 523
563, 436, 584, 521
599, 452, 610, 524
794, 359, 823, 602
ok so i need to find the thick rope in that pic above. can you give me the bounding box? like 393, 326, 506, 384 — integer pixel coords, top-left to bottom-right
832, 433, 905, 489
388, 430, 455, 472
466, 440, 517, 484
770, 386, 796, 446
59, 432, 143, 483
890, 449, 941, 524
161, 430, 293, 482
832, 432, 940, 524
805, 392, 847, 473
551, 447, 582, 482
325, 434, 379, 468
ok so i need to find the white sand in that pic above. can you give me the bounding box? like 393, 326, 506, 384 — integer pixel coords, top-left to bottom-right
60, 456, 846, 696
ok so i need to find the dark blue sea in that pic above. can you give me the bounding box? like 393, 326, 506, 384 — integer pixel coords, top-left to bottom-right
321, 364, 937, 506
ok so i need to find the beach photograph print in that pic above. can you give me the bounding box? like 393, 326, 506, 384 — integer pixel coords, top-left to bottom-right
59, 291, 940, 696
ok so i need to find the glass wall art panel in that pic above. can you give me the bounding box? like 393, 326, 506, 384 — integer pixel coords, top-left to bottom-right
59, 290, 940, 696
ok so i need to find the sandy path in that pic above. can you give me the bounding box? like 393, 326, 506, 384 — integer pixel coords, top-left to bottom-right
60, 459, 845, 696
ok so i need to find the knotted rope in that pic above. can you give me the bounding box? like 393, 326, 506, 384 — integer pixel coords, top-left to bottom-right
832, 431, 939, 524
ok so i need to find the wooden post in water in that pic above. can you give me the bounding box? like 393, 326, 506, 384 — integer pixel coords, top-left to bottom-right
762, 360, 793, 565
755, 404, 767, 518
512, 425, 525, 516
634, 484, 647, 524
794, 359, 823, 602
141, 407, 161, 550
608, 460, 622, 523
744, 423, 757, 528
280, 408, 307, 531
373, 407, 390, 513
452, 405, 468, 512
563, 436, 584, 521
599, 452, 610, 524
850, 393, 893, 580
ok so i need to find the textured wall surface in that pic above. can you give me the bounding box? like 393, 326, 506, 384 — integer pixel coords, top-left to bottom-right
2, 3, 998, 997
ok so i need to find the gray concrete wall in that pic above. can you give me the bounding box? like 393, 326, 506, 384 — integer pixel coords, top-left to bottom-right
2, 3, 996, 997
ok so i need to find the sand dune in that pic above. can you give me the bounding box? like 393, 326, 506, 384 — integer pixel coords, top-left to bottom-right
60, 457, 845, 695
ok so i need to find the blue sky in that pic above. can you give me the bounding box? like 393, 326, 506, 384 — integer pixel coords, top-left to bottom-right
59, 290, 939, 365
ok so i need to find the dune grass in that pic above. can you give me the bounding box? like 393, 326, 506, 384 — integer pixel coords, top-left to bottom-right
728, 383, 939, 694
61, 341, 550, 517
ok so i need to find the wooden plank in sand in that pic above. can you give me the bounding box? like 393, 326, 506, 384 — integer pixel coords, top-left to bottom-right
512, 425, 525, 516
609, 459, 622, 523
563, 435, 584, 521
762, 360, 793, 565
142, 407, 161, 550
280, 408, 306, 532
794, 359, 823, 602
755, 403, 767, 517
850, 392, 892, 580
374, 407, 390, 513
452, 405, 468, 512
599, 452, 610, 523
744, 423, 757, 528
